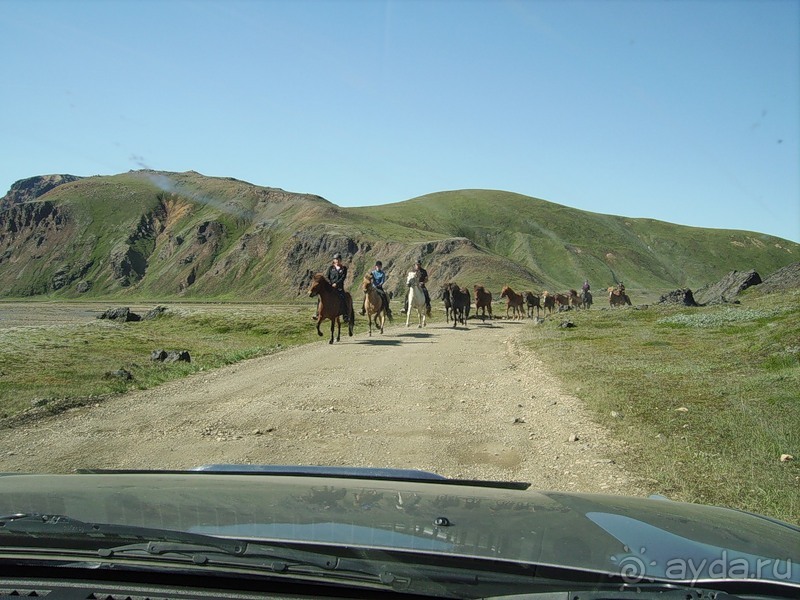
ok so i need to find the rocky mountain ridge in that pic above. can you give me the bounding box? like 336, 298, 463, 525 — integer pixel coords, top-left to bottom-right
0, 171, 797, 302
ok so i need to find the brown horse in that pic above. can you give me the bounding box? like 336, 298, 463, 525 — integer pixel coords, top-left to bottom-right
541, 291, 556, 315
524, 291, 541, 318
500, 285, 525, 319
362, 273, 389, 336
568, 289, 582, 310
474, 285, 493, 321
553, 292, 571, 310
608, 287, 632, 307
308, 273, 354, 344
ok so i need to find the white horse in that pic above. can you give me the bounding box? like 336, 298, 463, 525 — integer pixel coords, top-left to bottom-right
405, 271, 427, 328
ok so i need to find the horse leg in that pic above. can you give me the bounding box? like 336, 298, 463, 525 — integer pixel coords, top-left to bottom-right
316, 316, 324, 337
329, 318, 335, 344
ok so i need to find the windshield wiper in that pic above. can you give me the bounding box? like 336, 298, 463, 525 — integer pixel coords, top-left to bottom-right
2, 513, 365, 570
0, 513, 416, 589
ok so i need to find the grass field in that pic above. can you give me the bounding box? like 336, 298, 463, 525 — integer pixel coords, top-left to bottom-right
0, 303, 319, 419
520, 288, 800, 524
1, 292, 797, 524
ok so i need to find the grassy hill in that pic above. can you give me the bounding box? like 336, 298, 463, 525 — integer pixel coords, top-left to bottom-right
0, 171, 797, 302
356, 190, 798, 296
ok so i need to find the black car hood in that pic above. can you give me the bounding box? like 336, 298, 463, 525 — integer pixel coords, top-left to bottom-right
0, 469, 797, 587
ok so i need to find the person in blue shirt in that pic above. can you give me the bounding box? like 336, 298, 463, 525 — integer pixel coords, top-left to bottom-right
361, 260, 392, 319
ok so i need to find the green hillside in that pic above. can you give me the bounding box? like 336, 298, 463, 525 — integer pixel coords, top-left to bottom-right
351, 190, 797, 296
0, 172, 796, 302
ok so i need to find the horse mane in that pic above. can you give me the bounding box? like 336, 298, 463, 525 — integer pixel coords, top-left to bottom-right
362, 273, 376, 291
311, 272, 333, 290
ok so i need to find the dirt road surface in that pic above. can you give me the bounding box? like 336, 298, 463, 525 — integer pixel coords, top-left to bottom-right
0, 313, 643, 495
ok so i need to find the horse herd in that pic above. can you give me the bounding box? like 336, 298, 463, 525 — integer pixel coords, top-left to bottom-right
308, 269, 631, 344
441, 285, 599, 323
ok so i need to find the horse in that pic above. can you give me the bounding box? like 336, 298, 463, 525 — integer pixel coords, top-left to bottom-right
553, 292, 571, 311
405, 270, 427, 328
580, 289, 593, 309
362, 273, 390, 336
474, 285, 493, 321
608, 287, 632, 307
436, 285, 453, 323
308, 273, 354, 344
541, 291, 556, 315
500, 285, 525, 319
524, 291, 540, 318
447, 283, 471, 328
567, 289, 582, 310
459, 286, 472, 322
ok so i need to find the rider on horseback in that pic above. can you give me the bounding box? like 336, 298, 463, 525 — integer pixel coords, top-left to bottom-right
325, 253, 349, 321
360, 260, 393, 319
403, 260, 431, 317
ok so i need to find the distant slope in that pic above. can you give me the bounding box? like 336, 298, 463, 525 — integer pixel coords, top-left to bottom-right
353, 190, 798, 294
0, 172, 796, 302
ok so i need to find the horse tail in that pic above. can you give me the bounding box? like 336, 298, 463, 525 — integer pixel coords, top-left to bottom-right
348, 303, 355, 336
385, 299, 394, 323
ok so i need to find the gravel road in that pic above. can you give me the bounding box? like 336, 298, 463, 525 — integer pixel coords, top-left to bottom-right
0, 313, 643, 495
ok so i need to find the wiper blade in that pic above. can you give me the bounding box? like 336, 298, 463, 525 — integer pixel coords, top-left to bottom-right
0, 513, 405, 587
1, 513, 244, 553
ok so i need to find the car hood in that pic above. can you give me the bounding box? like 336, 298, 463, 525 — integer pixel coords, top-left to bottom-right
0, 469, 797, 586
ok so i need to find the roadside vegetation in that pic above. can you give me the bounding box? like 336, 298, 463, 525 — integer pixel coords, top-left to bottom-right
0, 304, 319, 419
0, 288, 797, 524
521, 288, 799, 524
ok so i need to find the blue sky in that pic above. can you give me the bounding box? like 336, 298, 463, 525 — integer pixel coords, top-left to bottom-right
2, 0, 798, 242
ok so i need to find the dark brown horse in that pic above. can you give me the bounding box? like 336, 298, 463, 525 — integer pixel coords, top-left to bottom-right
308, 273, 354, 344
436, 285, 453, 323
474, 285, 493, 321
447, 283, 470, 327
524, 291, 540, 318
500, 285, 525, 319
580, 289, 593, 309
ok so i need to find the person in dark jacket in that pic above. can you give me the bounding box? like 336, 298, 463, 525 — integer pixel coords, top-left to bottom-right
403, 260, 431, 317
325, 253, 349, 320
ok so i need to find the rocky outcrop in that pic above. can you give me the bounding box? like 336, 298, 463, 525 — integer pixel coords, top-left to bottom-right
758, 262, 800, 293
658, 289, 700, 306
695, 270, 762, 305
0, 174, 81, 211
